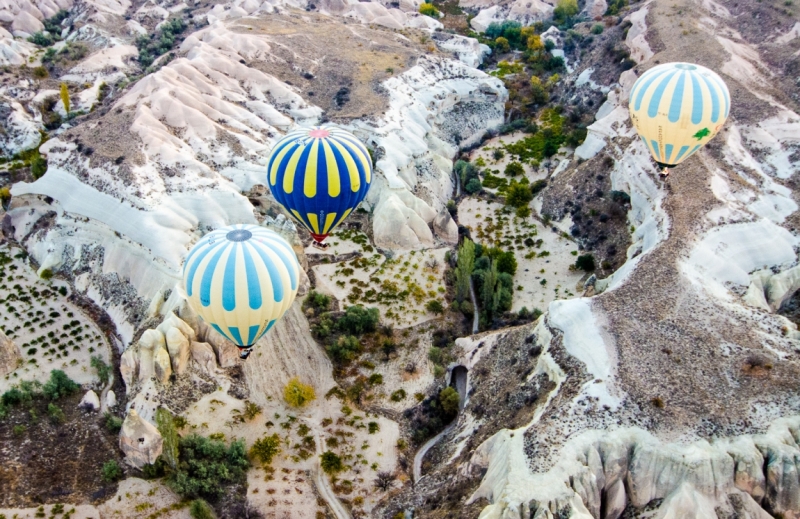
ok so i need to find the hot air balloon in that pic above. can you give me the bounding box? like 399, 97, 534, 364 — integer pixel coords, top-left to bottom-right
266, 125, 372, 246
629, 62, 730, 177
182, 224, 300, 359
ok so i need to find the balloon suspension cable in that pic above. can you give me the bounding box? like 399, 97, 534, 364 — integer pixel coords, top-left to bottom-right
238, 346, 253, 360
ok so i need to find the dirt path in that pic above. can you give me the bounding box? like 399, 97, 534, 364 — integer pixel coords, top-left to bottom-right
413, 421, 456, 484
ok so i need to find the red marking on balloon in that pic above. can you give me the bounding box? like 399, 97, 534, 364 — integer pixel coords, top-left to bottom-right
309, 129, 330, 138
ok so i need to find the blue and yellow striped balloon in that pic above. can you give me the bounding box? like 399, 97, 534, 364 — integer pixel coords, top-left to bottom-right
267, 125, 372, 243
629, 62, 730, 168
182, 224, 300, 357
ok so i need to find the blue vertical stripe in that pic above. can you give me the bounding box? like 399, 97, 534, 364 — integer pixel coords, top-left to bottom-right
246, 325, 260, 345
648, 71, 677, 118
243, 244, 262, 310
667, 72, 686, 123
674, 145, 691, 162
650, 140, 661, 160
251, 244, 284, 303
186, 241, 223, 297
664, 144, 674, 163
212, 323, 234, 343
228, 326, 244, 346
258, 238, 298, 290
199, 246, 227, 307
222, 244, 238, 311
633, 68, 671, 111
698, 75, 720, 123
689, 73, 703, 124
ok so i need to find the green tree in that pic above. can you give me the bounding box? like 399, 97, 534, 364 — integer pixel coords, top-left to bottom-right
321, 451, 344, 474
284, 377, 316, 408
496, 251, 517, 276
336, 305, 379, 335
506, 183, 533, 208
189, 499, 216, 519
425, 300, 444, 314
455, 239, 475, 304
553, 0, 578, 25
439, 387, 460, 417
529, 76, 549, 104
480, 261, 499, 323
102, 460, 123, 482
504, 161, 524, 177
326, 335, 362, 364
31, 154, 48, 179
575, 254, 596, 271
91, 355, 111, 385
0, 186, 10, 207
43, 370, 79, 400
250, 433, 281, 465
47, 403, 65, 424
465, 177, 482, 194
60, 83, 70, 113
169, 435, 249, 499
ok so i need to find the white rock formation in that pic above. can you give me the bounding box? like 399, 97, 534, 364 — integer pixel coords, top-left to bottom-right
190, 341, 217, 376
466, 0, 554, 32
119, 409, 163, 468
153, 343, 172, 384
165, 327, 190, 375
432, 208, 458, 246
106, 390, 117, 408
137, 329, 163, 382
0, 96, 42, 156
79, 390, 101, 411
0, 27, 36, 66
119, 347, 138, 393
0, 329, 21, 377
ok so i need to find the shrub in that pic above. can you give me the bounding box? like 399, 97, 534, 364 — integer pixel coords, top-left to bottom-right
250, 433, 281, 465
553, 0, 579, 25
504, 162, 524, 177
336, 305, 379, 335
611, 190, 631, 204
605, 0, 627, 15
320, 451, 344, 474
506, 183, 533, 208
419, 2, 440, 17
591, 23, 604, 34
32, 66, 48, 79
43, 370, 79, 400
243, 400, 262, 420
189, 499, 216, 519
368, 421, 380, 434
327, 335, 362, 364
0, 186, 10, 207
102, 460, 122, 482
13, 424, 26, 436
465, 178, 482, 194
28, 32, 54, 46
284, 377, 316, 408
368, 373, 383, 386
575, 254, 596, 272
105, 412, 123, 433
170, 434, 249, 499
390, 389, 407, 402
1, 387, 24, 407
496, 251, 517, 276
156, 408, 180, 470
91, 355, 111, 385
428, 346, 443, 365
495, 36, 510, 53
439, 387, 460, 417
425, 300, 444, 314
47, 403, 65, 424
305, 290, 331, 312
31, 155, 48, 179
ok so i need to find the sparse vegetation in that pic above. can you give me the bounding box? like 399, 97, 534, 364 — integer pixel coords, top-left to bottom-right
250, 433, 281, 465
91, 355, 111, 385
102, 460, 122, 482
320, 451, 344, 474
189, 499, 216, 519
419, 2, 440, 17
284, 377, 316, 408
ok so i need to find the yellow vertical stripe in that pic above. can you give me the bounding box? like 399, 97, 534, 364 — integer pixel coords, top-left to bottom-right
290, 209, 308, 232
321, 140, 341, 197
329, 140, 360, 192
304, 140, 319, 198
269, 144, 295, 186
307, 213, 320, 234
333, 134, 372, 184
333, 208, 353, 229
322, 213, 338, 234
282, 146, 305, 194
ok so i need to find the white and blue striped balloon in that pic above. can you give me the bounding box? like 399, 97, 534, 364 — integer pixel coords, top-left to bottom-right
182, 224, 300, 349
629, 62, 730, 167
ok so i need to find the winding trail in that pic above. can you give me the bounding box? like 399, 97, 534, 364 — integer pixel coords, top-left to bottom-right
305, 419, 351, 519
413, 421, 456, 484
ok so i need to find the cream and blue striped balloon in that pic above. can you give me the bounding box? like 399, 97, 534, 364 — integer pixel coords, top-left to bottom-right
182, 224, 300, 353
267, 125, 372, 243
629, 62, 730, 168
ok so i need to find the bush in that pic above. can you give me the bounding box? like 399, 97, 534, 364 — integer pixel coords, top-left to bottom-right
419, 2, 440, 17
243, 400, 262, 421
575, 254, 596, 272
105, 412, 123, 433
102, 460, 123, 482
284, 377, 316, 408
611, 190, 631, 204
156, 408, 180, 470
425, 300, 444, 315
591, 23, 604, 34
1, 387, 24, 407
428, 346, 443, 365
504, 161, 524, 177
189, 499, 216, 519
250, 433, 281, 465
31, 155, 48, 179
553, 0, 579, 25
336, 305, 379, 335
506, 183, 533, 208
390, 389, 407, 402
320, 451, 344, 474
305, 290, 331, 312
47, 403, 65, 424
368, 421, 380, 434
439, 387, 459, 417
495, 36, 510, 53
327, 335, 362, 363
605, 0, 627, 15
32, 66, 48, 79
0, 186, 10, 207
496, 251, 517, 276
43, 370, 79, 400
530, 179, 547, 196
28, 32, 54, 46
465, 178, 482, 194
91, 355, 111, 385
170, 434, 249, 499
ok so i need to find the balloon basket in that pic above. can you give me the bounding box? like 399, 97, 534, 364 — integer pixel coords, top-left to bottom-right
238, 347, 253, 360
312, 241, 330, 250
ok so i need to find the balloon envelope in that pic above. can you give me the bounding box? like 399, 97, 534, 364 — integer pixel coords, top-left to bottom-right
267, 125, 372, 243
182, 224, 300, 348
629, 62, 730, 167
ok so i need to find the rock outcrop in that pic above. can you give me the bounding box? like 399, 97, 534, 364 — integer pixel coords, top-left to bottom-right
153, 345, 172, 385
78, 390, 101, 411
165, 327, 189, 376
0, 329, 21, 377
190, 341, 217, 376
119, 409, 163, 469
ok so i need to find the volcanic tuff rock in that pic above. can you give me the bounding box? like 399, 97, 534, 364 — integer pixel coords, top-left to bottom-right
119, 408, 163, 468
0, 329, 21, 377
